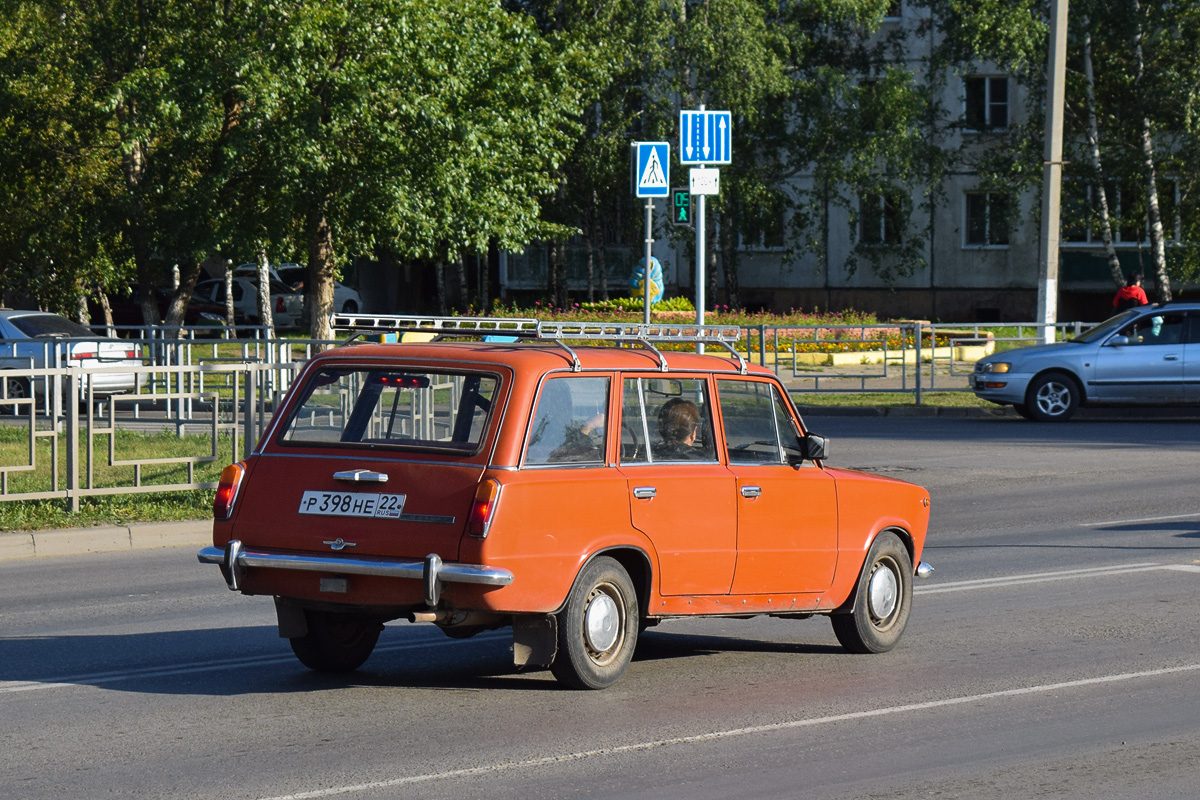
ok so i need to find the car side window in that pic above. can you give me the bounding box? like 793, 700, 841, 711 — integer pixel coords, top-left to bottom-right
620, 377, 717, 464
717, 380, 801, 465
1117, 313, 1184, 346
524, 376, 610, 466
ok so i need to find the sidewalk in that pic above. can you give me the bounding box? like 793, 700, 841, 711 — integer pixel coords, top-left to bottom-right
0, 519, 211, 562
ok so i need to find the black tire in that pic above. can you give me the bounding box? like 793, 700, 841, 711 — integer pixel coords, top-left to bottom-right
1025, 371, 1081, 422
341, 300, 358, 314
1012, 403, 1036, 420
551, 556, 639, 689
1, 376, 30, 415
831, 532, 913, 654
288, 611, 382, 674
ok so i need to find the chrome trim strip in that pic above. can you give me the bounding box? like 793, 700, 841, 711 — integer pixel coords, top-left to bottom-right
333, 469, 389, 483
198, 544, 512, 586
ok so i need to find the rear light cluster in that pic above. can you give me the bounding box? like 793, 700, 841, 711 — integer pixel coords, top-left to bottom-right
275, 297, 285, 312
468, 479, 501, 537
213, 462, 247, 520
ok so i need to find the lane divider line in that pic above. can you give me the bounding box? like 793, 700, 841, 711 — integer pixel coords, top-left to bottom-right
253, 662, 1200, 800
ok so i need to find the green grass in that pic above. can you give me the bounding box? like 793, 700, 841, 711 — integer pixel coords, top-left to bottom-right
0, 426, 229, 531
792, 391, 992, 408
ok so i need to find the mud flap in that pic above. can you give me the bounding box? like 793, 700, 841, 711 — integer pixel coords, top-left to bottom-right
512, 614, 557, 667
274, 597, 309, 639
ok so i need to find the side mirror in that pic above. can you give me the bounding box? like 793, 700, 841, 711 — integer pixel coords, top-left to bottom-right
1107, 335, 1129, 346
800, 432, 829, 462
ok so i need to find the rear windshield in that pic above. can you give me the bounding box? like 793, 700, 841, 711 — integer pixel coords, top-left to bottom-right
279, 366, 499, 452
9, 314, 95, 338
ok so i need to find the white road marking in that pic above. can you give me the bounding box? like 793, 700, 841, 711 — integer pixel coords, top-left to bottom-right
1080, 511, 1200, 527
253, 662, 1200, 800
914, 562, 1177, 595
0, 631, 509, 695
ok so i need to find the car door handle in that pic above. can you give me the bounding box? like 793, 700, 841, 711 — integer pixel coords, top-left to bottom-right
333, 469, 389, 483
1164, 354, 1179, 361
741, 485, 762, 498
633, 487, 656, 499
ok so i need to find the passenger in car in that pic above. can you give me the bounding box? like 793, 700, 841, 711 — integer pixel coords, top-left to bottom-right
655, 398, 705, 460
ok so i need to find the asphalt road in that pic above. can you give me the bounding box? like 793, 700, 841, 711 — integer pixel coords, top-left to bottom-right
2, 415, 1199, 799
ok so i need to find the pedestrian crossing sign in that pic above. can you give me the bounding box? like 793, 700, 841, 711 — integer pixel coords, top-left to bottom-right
634, 142, 670, 198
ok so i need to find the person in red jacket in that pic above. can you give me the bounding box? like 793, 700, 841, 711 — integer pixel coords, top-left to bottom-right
1113, 271, 1149, 311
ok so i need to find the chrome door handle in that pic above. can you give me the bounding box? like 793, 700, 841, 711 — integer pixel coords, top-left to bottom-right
741, 485, 762, 498
333, 469, 389, 483
633, 487, 656, 499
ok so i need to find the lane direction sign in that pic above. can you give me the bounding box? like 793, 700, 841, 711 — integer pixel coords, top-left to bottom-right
679, 110, 732, 165
634, 141, 670, 198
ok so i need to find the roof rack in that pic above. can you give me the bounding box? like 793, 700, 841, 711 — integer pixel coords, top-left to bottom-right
329, 314, 747, 374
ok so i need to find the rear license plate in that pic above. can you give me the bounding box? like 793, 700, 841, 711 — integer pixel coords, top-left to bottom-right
298, 491, 407, 519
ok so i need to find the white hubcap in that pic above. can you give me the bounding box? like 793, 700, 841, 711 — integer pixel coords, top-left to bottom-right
585, 592, 620, 653
868, 565, 898, 621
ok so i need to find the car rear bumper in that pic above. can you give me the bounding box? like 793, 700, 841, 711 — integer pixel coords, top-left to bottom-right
198, 541, 514, 606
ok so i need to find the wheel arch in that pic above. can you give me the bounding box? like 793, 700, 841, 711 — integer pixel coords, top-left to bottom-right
834, 525, 915, 613
559, 546, 653, 619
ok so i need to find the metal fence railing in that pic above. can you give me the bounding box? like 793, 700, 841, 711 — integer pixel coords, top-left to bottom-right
0, 320, 1097, 510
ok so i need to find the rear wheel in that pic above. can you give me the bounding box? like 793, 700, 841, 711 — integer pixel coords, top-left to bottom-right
1, 376, 30, 415
289, 611, 382, 673
1025, 372, 1080, 422
831, 532, 913, 654
341, 300, 358, 314
551, 556, 639, 689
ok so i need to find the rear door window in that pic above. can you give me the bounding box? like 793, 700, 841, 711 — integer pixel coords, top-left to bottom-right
621, 377, 717, 464
524, 376, 610, 466
279, 366, 498, 452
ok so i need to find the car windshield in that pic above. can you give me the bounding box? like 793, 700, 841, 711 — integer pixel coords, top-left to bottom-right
8, 314, 96, 338
279, 366, 499, 452
1071, 309, 1142, 343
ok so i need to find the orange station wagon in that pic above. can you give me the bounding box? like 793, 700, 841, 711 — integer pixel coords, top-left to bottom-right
199, 315, 933, 689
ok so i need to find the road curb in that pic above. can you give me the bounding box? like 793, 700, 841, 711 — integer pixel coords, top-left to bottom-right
0, 519, 211, 562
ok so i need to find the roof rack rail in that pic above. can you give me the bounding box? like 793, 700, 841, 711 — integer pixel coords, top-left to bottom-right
329, 314, 748, 374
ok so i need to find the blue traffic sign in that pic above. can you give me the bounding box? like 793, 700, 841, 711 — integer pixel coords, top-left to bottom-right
634, 141, 670, 198
679, 110, 732, 165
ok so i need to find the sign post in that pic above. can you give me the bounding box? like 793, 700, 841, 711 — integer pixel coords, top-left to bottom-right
679, 107, 732, 348
633, 142, 669, 324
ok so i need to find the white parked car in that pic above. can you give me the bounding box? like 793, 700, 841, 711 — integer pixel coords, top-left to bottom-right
233, 263, 363, 314
195, 276, 304, 330
0, 309, 141, 411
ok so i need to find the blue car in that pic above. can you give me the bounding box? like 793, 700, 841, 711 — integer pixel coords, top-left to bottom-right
971, 303, 1200, 421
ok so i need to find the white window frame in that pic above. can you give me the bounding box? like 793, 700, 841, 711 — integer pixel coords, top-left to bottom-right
1062, 178, 1183, 247
962, 191, 1010, 249
859, 192, 903, 246
963, 75, 1009, 132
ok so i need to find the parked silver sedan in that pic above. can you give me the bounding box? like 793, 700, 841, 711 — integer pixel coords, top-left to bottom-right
0, 309, 141, 411
971, 303, 1200, 421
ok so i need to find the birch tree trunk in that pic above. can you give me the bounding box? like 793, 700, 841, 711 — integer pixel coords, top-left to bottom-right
256, 250, 275, 341
1134, 0, 1172, 301
1082, 26, 1126, 288
224, 262, 236, 330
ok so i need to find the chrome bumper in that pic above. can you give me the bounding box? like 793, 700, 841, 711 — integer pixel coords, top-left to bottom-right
916, 561, 934, 579
197, 540, 513, 606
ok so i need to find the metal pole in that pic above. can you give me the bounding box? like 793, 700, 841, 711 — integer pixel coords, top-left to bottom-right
1036, 0, 1069, 345
696, 192, 706, 353
643, 198, 654, 325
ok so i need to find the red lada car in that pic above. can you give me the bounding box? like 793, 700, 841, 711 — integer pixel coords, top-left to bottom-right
199, 315, 932, 689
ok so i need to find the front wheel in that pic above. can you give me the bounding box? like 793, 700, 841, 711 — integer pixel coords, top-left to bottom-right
831, 532, 913, 654
289, 611, 382, 673
1025, 372, 1080, 422
1, 376, 30, 415
551, 556, 639, 689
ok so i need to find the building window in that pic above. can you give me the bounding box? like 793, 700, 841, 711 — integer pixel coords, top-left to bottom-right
884, 0, 902, 20
964, 192, 1009, 247
964, 76, 1008, 131
860, 193, 904, 245
738, 192, 785, 250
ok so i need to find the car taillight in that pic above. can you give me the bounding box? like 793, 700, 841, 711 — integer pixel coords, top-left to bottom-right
275, 297, 285, 312
213, 462, 246, 520
468, 479, 501, 538
124, 347, 140, 359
